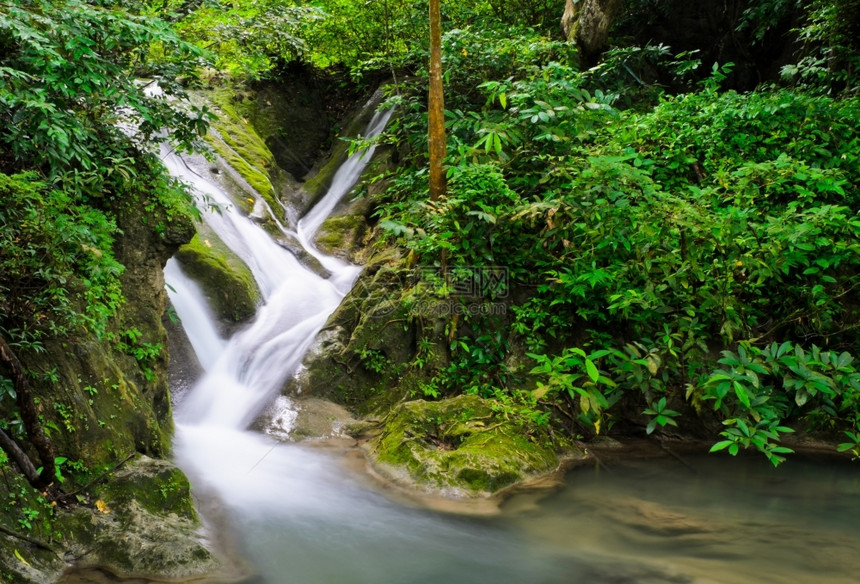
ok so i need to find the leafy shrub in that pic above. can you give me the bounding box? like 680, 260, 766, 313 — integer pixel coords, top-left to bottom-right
368, 28, 860, 461
0, 173, 124, 350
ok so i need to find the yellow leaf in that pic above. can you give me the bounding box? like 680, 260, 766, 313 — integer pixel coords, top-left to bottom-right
594, 418, 601, 435
14, 549, 30, 566
95, 500, 111, 514
203, 239, 212, 248
533, 384, 549, 400
81, 243, 103, 258
647, 356, 659, 376
579, 393, 590, 413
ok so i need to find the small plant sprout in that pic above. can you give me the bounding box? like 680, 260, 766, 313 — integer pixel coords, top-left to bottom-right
643, 396, 681, 435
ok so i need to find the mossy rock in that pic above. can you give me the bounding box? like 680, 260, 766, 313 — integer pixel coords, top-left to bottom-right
0, 466, 67, 583
314, 198, 372, 261
50, 456, 218, 581
366, 395, 562, 496
289, 254, 460, 416
238, 79, 337, 182
99, 455, 197, 520
174, 228, 260, 324
200, 88, 280, 212
289, 283, 422, 413
298, 132, 351, 212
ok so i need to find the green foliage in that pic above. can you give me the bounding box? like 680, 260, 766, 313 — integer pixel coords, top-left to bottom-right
0, 173, 124, 349
781, 0, 860, 92
704, 342, 860, 465
445, 327, 510, 398
583, 44, 703, 107
0, 0, 210, 491
17, 505, 39, 530
382, 162, 518, 267
300, 0, 563, 76
481, 0, 559, 30
174, 0, 323, 78
643, 397, 681, 435
364, 15, 860, 464
838, 429, 860, 458
116, 328, 163, 381
303, 0, 419, 71
0, 0, 213, 187
441, 26, 575, 105
509, 89, 860, 353
0, 0, 211, 352
529, 347, 621, 435
0, 377, 16, 403
357, 349, 388, 375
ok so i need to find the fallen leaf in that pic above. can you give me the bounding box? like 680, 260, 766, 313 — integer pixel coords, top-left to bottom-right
14, 549, 30, 566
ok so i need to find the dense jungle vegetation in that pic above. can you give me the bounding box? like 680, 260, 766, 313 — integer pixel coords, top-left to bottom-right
1, 0, 859, 519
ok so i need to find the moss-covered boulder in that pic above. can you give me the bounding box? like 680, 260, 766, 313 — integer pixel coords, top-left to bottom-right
287, 256, 449, 414
61, 456, 217, 581
201, 87, 283, 212
365, 395, 565, 496
0, 456, 218, 584
174, 228, 260, 324
314, 204, 370, 261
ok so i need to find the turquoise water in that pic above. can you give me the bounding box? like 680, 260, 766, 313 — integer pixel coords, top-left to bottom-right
62, 443, 859, 584
201, 446, 860, 584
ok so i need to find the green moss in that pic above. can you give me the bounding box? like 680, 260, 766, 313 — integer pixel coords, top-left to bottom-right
198, 88, 280, 211
369, 395, 560, 495
315, 210, 366, 256
300, 136, 351, 207
174, 228, 260, 323
100, 456, 197, 520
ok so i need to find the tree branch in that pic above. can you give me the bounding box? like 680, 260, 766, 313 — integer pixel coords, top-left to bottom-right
0, 333, 56, 489
0, 428, 40, 485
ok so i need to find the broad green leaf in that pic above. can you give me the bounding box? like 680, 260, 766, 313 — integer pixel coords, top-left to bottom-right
585, 358, 600, 383
710, 440, 734, 452
733, 380, 751, 408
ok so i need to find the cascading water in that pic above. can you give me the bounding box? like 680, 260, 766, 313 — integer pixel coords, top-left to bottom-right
163, 259, 225, 372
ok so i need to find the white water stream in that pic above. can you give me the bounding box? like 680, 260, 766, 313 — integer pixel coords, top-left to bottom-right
148, 106, 860, 584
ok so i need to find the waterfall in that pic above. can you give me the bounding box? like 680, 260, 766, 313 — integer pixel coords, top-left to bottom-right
163, 259, 225, 372
296, 110, 392, 275
165, 107, 392, 431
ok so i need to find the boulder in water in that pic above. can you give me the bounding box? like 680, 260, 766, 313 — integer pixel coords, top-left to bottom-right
364, 395, 572, 496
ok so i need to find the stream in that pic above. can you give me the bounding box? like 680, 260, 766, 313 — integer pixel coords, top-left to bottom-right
67, 103, 860, 584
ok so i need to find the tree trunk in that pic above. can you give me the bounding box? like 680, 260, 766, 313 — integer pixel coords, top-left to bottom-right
0, 334, 56, 489
562, 0, 624, 67
0, 428, 41, 485
428, 0, 447, 202
561, 0, 578, 41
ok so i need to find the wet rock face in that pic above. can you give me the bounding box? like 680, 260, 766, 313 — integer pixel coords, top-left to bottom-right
365, 395, 565, 496
174, 230, 261, 326
257, 395, 358, 443
239, 67, 366, 183
0, 173, 215, 581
